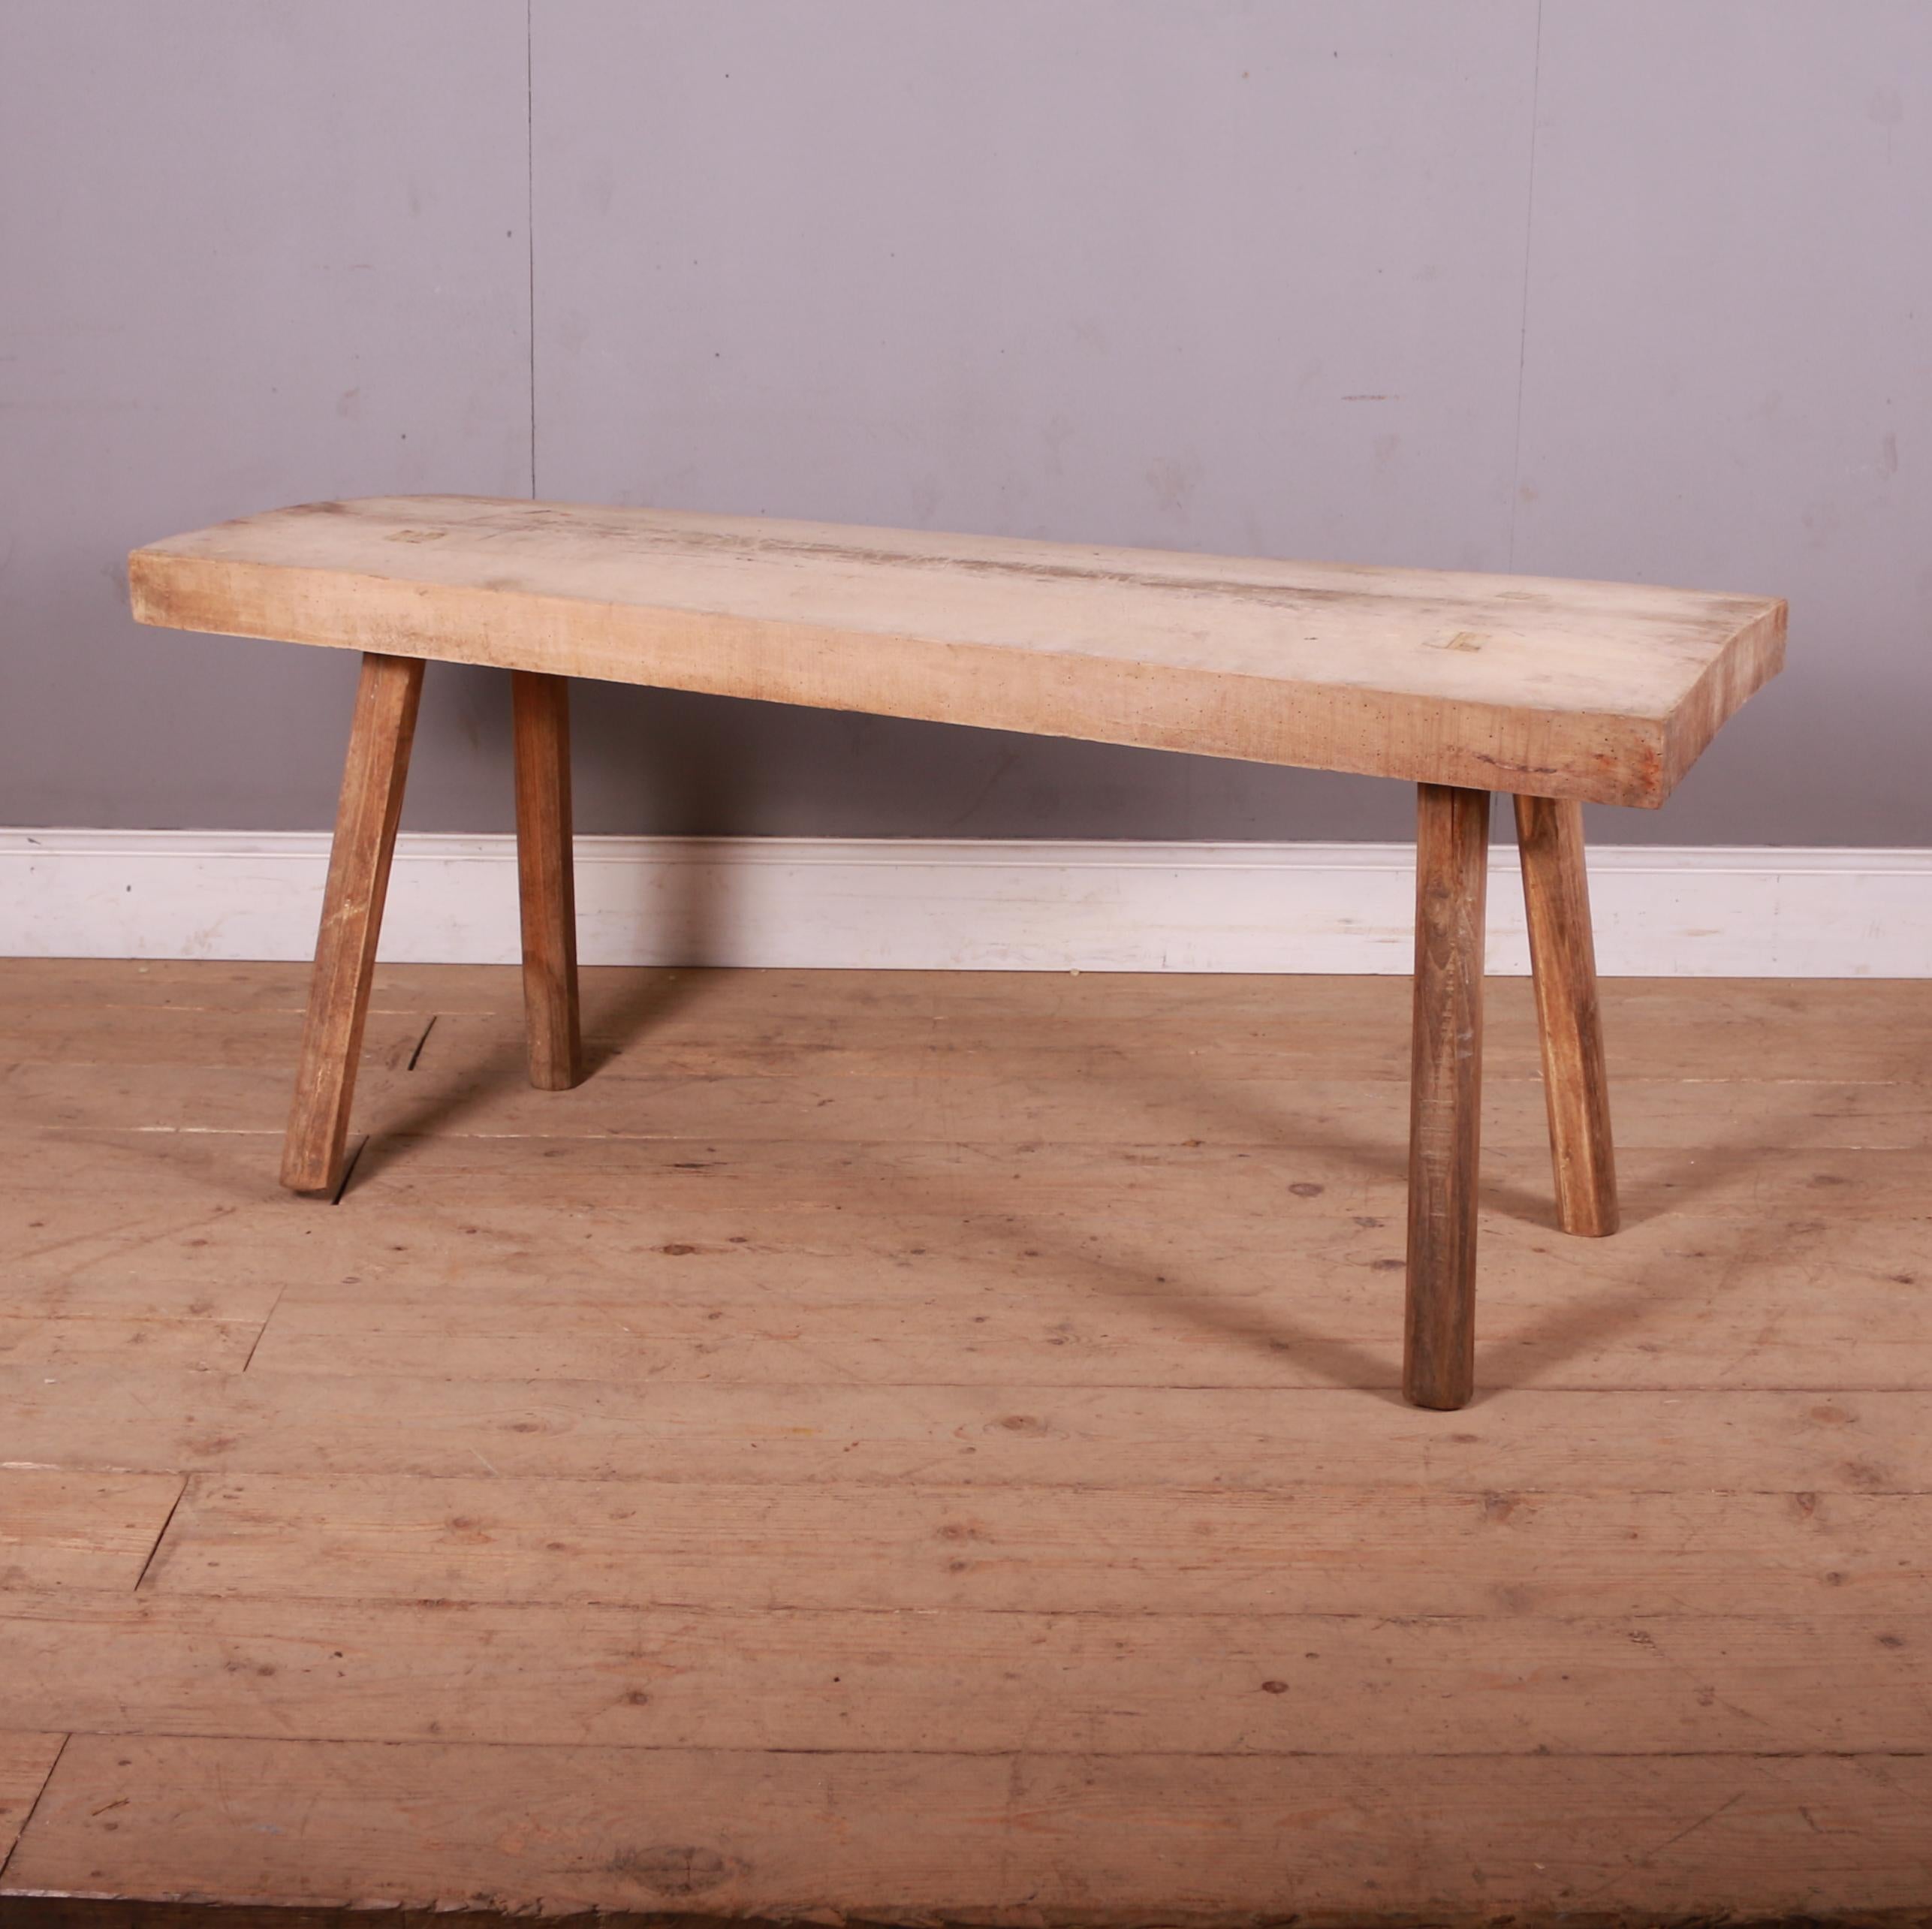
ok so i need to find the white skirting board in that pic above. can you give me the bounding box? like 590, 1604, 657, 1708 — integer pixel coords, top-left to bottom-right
2, 829, 1927, 976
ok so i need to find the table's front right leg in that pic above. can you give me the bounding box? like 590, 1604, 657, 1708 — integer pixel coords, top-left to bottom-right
1405, 782, 1490, 1409
511, 669, 583, 1091
282, 651, 425, 1195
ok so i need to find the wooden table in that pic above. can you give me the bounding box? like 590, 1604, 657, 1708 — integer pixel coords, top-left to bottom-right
129, 496, 1785, 1409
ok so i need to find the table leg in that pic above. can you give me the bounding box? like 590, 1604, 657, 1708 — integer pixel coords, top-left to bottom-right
1405, 782, 1489, 1409
511, 671, 583, 1090
282, 652, 425, 1195
1515, 794, 1618, 1236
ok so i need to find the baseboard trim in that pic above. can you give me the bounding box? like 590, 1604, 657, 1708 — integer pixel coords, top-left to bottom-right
3, 830, 1927, 975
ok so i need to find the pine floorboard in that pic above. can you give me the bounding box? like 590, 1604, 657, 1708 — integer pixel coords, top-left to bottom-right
1, 958, 1930, 1924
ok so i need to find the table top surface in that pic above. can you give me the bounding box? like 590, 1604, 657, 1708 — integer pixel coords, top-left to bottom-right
130, 495, 1785, 806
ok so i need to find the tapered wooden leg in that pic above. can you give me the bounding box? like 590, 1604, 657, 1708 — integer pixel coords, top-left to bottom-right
511, 670, 583, 1090
1515, 794, 1619, 1237
1405, 783, 1489, 1410
282, 653, 426, 1195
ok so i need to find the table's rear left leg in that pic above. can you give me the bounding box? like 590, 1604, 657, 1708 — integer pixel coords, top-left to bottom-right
282, 651, 425, 1195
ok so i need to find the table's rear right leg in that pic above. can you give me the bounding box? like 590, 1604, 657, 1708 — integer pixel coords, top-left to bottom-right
1514, 794, 1618, 1237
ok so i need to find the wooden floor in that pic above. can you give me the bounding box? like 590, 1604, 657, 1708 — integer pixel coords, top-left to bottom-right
2, 959, 1930, 1925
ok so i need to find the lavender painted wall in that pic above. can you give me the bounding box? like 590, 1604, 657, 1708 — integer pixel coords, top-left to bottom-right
3, 1, 1925, 844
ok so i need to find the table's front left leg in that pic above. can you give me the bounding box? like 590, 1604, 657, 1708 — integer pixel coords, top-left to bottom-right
282, 650, 426, 1195
1405, 782, 1490, 1409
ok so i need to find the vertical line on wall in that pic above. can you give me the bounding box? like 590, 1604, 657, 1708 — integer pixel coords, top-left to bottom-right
1506, 0, 1545, 570
526, 0, 538, 498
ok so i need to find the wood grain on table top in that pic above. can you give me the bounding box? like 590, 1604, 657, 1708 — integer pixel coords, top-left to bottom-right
131, 495, 1786, 806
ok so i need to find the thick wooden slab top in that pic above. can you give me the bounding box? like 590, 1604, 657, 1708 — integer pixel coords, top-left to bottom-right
130, 495, 1784, 806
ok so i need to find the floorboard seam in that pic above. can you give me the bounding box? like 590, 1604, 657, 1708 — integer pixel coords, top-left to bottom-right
10, 1736, 1932, 1762
0, 1733, 68, 1885
128, 1478, 191, 1593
